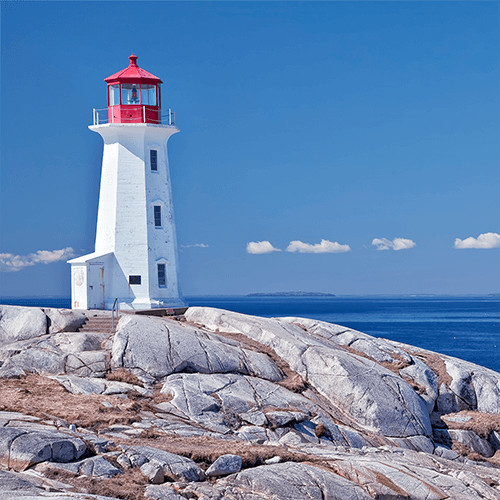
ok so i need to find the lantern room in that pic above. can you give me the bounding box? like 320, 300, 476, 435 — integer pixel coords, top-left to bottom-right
104, 54, 162, 124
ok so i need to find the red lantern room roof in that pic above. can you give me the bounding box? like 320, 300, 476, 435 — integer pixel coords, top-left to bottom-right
104, 54, 163, 85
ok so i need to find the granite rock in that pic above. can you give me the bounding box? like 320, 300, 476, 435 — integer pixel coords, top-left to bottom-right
145, 485, 186, 500
161, 372, 339, 437
2, 428, 86, 471
141, 460, 165, 483
206, 454, 242, 476
185, 308, 432, 438
434, 428, 495, 458
44, 308, 86, 335
221, 462, 373, 499
127, 446, 204, 482
0, 306, 47, 344
53, 331, 109, 354
112, 315, 283, 382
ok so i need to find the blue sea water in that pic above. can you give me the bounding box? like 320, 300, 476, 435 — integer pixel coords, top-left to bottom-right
2, 295, 499, 373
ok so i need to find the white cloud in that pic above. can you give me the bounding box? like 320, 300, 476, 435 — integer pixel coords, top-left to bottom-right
454, 232, 500, 249
247, 241, 282, 254
0, 247, 75, 272
372, 237, 416, 251
181, 243, 209, 248
286, 239, 351, 254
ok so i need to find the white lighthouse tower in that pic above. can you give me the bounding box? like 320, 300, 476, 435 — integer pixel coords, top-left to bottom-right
69, 55, 183, 310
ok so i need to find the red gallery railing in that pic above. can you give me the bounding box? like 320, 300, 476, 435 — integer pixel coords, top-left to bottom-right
92, 107, 175, 126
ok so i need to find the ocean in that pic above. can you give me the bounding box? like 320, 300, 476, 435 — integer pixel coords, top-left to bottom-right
2, 295, 499, 373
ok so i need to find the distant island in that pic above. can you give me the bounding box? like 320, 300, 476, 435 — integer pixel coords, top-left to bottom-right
247, 292, 336, 297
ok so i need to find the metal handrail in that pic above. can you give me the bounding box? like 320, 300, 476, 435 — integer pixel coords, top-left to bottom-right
93, 108, 108, 125
111, 298, 119, 330
92, 107, 175, 126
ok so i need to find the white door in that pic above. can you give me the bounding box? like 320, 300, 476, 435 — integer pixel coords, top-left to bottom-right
88, 264, 105, 309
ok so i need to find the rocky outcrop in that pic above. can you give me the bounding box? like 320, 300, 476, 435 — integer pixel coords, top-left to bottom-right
0, 305, 499, 500
206, 453, 242, 476
45, 308, 86, 335
0, 305, 47, 343
185, 308, 432, 438
216, 462, 374, 499
0, 306, 86, 344
112, 315, 283, 383
0, 306, 107, 378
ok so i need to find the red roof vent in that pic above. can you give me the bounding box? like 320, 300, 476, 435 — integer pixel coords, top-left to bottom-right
129, 54, 138, 66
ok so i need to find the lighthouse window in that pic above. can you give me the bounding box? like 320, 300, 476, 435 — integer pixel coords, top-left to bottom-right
109, 85, 120, 105
150, 150, 158, 171
157, 264, 166, 288
141, 85, 157, 106
121, 84, 140, 105
129, 275, 141, 285
154, 206, 162, 227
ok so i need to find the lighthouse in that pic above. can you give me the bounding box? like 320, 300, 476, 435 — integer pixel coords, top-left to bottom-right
68, 55, 183, 310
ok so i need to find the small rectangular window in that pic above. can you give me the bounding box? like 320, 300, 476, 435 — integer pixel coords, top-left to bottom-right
129, 275, 141, 285
158, 264, 166, 288
150, 150, 158, 171
154, 206, 162, 227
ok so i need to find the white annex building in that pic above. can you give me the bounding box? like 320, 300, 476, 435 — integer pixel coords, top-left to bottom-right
68, 55, 183, 310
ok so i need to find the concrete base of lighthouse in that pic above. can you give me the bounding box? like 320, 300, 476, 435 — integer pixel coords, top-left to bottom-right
68, 251, 185, 311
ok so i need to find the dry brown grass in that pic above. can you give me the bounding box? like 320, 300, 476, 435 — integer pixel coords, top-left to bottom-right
44, 466, 147, 500
138, 428, 165, 440
413, 352, 452, 386
106, 368, 144, 387
120, 433, 309, 468
152, 391, 173, 404
451, 442, 487, 462
442, 411, 500, 439
314, 423, 327, 438
379, 359, 413, 375
0, 374, 318, 465
0, 375, 159, 431
277, 373, 308, 393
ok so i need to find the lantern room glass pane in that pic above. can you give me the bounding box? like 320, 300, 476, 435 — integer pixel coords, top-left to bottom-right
141, 85, 157, 106
109, 85, 120, 105
121, 84, 140, 105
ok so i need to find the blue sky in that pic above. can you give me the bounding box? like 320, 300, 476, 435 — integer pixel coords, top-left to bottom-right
1, 1, 499, 297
